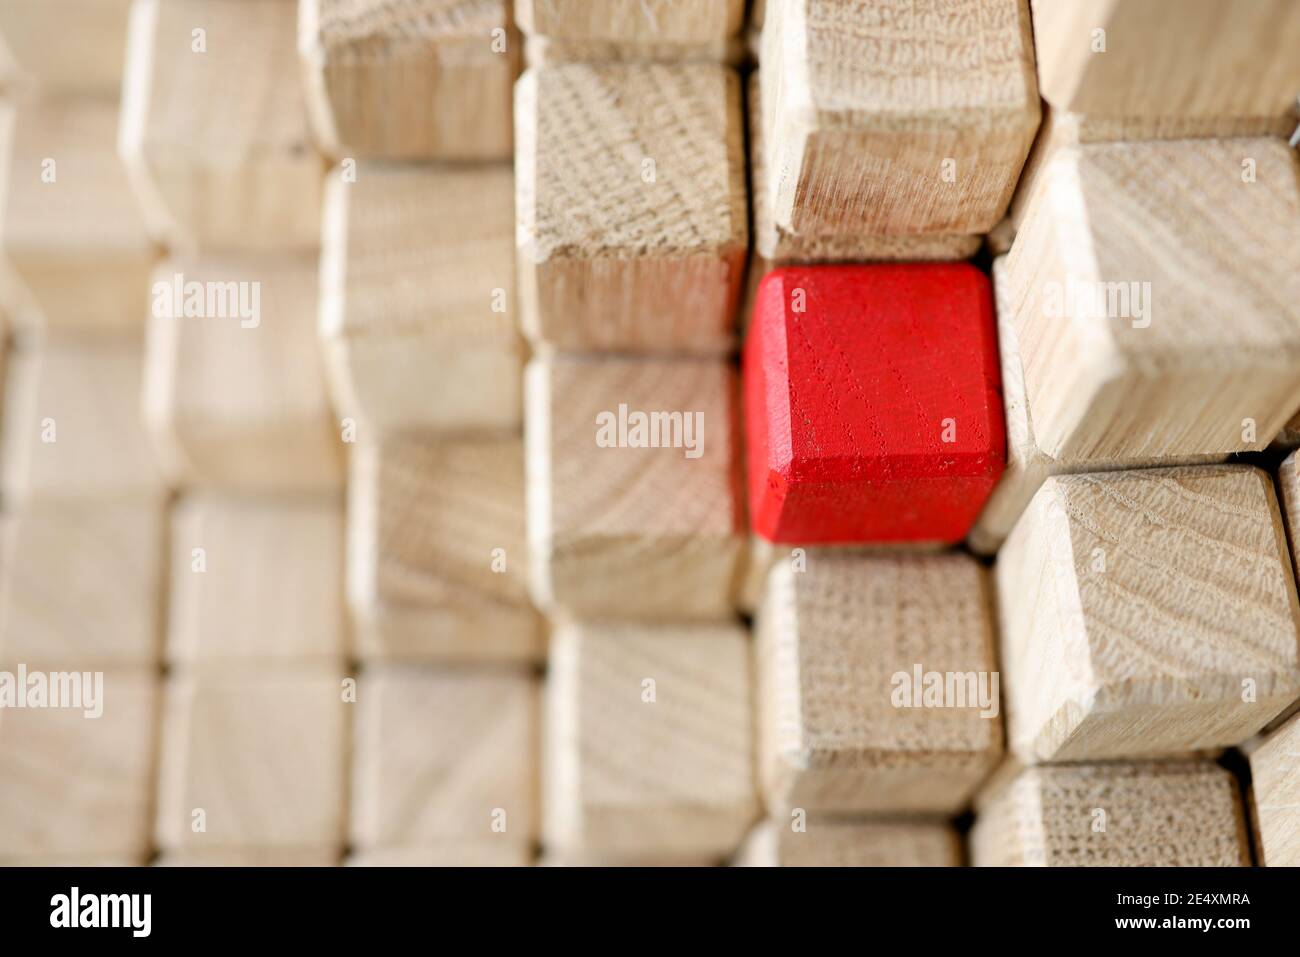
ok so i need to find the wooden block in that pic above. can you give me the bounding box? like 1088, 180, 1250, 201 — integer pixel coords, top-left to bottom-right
351, 665, 538, 849
515, 62, 747, 353
319, 162, 522, 434
525, 354, 744, 620
1004, 137, 1300, 460
156, 848, 339, 867
1277, 451, 1300, 560
119, 0, 322, 251
0, 669, 158, 861
299, 0, 517, 161
971, 761, 1250, 866
155, 669, 347, 851
522, 33, 744, 67
143, 254, 344, 492
735, 819, 961, 867
516, 0, 745, 44
760, 0, 1039, 238
2, 343, 165, 506
351, 597, 543, 665
1030, 0, 1300, 130
1271, 411, 1300, 451
0, 0, 133, 96
348, 844, 532, 867
1, 97, 154, 337
757, 552, 1002, 815
1248, 710, 1300, 867
167, 492, 346, 667
967, 257, 1226, 555
745, 265, 1004, 544
0, 501, 164, 670
544, 620, 756, 861
996, 465, 1300, 763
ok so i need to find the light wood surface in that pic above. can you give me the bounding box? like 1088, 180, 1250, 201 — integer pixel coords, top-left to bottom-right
522, 33, 743, 66
0, 0, 133, 96
1248, 710, 1300, 867
348, 844, 532, 866
516, 0, 745, 43
156, 848, 340, 867
735, 819, 961, 867
350, 595, 543, 665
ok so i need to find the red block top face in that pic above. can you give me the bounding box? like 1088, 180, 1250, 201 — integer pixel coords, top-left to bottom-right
744, 264, 1005, 544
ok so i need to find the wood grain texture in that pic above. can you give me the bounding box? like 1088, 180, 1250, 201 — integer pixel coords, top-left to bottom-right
143, 254, 344, 492
119, 0, 322, 251
735, 818, 961, 867
351, 665, 538, 852
318, 161, 522, 435
156, 669, 347, 851
971, 761, 1250, 867
517, 0, 744, 42
757, 551, 1002, 815
0, 0, 133, 96
996, 466, 1300, 763
761, 0, 1040, 237
0, 669, 158, 861
544, 620, 756, 862
525, 354, 744, 620
1248, 710, 1300, 867
350, 596, 543, 664
299, 0, 517, 161
1004, 137, 1300, 460
167, 492, 346, 667
522, 33, 743, 66
515, 62, 747, 353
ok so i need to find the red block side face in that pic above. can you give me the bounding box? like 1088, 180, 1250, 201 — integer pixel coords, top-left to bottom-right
743, 264, 1006, 545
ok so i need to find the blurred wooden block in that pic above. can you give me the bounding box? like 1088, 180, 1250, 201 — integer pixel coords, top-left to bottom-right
760, 0, 1039, 239
525, 354, 743, 620
143, 254, 344, 492
1005, 138, 1300, 460
1249, 710, 1300, 867
156, 669, 347, 851
351, 666, 538, 850
0, 1, 133, 96
522, 34, 743, 66
1271, 411, 1300, 451
351, 598, 542, 665
318, 162, 522, 434
544, 620, 756, 862
997, 466, 1300, 763
1, 344, 164, 505
119, 0, 322, 251
299, 0, 516, 161
517, 0, 744, 44
0, 501, 163, 670
735, 819, 961, 867
348, 844, 532, 866
156, 848, 338, 867
0, 669, 158, 861
971, 761, 1250, 866
757, 552, 1001, 815
167, 492, 345, 667
1, 98, 154, 337
515, 62, 747, 353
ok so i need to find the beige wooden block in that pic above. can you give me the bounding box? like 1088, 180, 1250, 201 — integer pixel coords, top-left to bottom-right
166, 492, 346, 667
544, 620, 756, 861
517, 0, 744, 43
735, 819, 961, 867
997, 466, 1300, 763
348, 844, 532, 866
351, 598, 542, 665
967, 257, 1226, 555
1277, 452, 1300, 561
1, 343, 165, 506
525, 354, 744, 620
1, 98, 154, 337
1271, 411, 1300, 451
0, 669, 158, 861
1005, 138, 1300, 461
299, 0, 517, 161
0, 1, 133, 96
1248, 710, 1300, 867
143, 254, 344, 492
760, 0, 1039, 238
0, 501, 163, 670
155, 669, 347, 851
119, 0, 322, 251
971, 761, 1250, 867
757, 552, 1002, 816
319, 162, 522, 434
522, 34, 744, 66
156, 848, 339, 867
515, 63, 747, 353
351, 666, 538, 848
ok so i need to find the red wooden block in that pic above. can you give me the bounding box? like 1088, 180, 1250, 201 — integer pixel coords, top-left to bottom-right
744, 264, 1005, 544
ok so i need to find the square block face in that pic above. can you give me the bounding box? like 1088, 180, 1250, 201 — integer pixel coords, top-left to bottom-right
0, 0, 133, 97
545, 621, 756, 860
758, 552, 1002, 815
745, 265, 1005, 544
0, 502, 164, 670
0, 670, 158, 861
736, 819, 961, 867
156, 670, 347, 851
515, 63, 747, 353
525, 355, 744, 620
318, 163, 522, 433
1249, 712, 1300, 866
350, 667, 538, 847
971, 762, 1250, 867
300, 0, 517, 161
517, 0, 745, 43
167, 493, 346, 667
997, 466, 1300, 763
